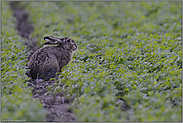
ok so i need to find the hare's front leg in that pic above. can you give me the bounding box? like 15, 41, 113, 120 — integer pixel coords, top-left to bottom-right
44, 68, 58, 81
43, 54, 60, 81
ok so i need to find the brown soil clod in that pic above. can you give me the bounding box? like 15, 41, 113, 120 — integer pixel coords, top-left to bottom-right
10, 1, 77, 122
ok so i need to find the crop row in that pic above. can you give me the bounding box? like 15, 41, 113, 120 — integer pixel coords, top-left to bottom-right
25, 1, 182, 121
1, 2, 47, 121
1, 1, 182, 122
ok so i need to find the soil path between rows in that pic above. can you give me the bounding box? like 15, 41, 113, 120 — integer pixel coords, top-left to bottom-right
10, 2, 77, 122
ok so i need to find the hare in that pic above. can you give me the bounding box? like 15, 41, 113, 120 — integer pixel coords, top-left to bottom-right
27, 36, 77, 81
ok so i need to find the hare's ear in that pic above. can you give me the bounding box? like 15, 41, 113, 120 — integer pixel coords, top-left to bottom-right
44, 41, 57, 45
44, 36, 59, 45
60, 37, 69, 42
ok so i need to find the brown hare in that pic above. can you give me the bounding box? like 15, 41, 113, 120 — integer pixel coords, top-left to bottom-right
27, 36, 77, 81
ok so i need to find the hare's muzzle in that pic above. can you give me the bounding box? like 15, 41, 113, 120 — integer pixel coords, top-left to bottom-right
72, 45, 77, 51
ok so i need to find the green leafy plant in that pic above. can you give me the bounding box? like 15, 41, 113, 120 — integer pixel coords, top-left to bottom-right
1, 2, 48, 121
2, 1, 181, 122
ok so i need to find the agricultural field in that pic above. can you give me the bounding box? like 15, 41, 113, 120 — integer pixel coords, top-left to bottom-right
1, 1, 182, 122
1, 2, 47, 121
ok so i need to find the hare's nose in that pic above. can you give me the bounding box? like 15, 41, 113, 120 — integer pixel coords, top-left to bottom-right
73, 45, 77, 51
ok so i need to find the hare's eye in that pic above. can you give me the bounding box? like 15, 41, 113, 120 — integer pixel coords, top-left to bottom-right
67, 40, 70, 42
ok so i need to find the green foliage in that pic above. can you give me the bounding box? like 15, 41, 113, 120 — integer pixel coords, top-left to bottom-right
11, 1, 182, 122
1, 2, 48, 121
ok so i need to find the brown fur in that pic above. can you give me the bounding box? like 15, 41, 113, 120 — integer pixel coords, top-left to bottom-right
27, 36, 77, 80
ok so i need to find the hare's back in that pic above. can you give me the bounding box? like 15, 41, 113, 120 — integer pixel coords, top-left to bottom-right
28, 47, 53, 68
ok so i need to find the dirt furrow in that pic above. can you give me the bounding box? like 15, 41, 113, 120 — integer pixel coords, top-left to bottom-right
10, 1, 77, 122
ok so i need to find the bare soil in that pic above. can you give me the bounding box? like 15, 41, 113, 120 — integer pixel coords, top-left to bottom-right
10, 2, 77, 122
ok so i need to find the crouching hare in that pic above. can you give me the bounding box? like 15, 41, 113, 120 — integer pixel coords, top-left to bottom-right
27, 36, 77, 80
